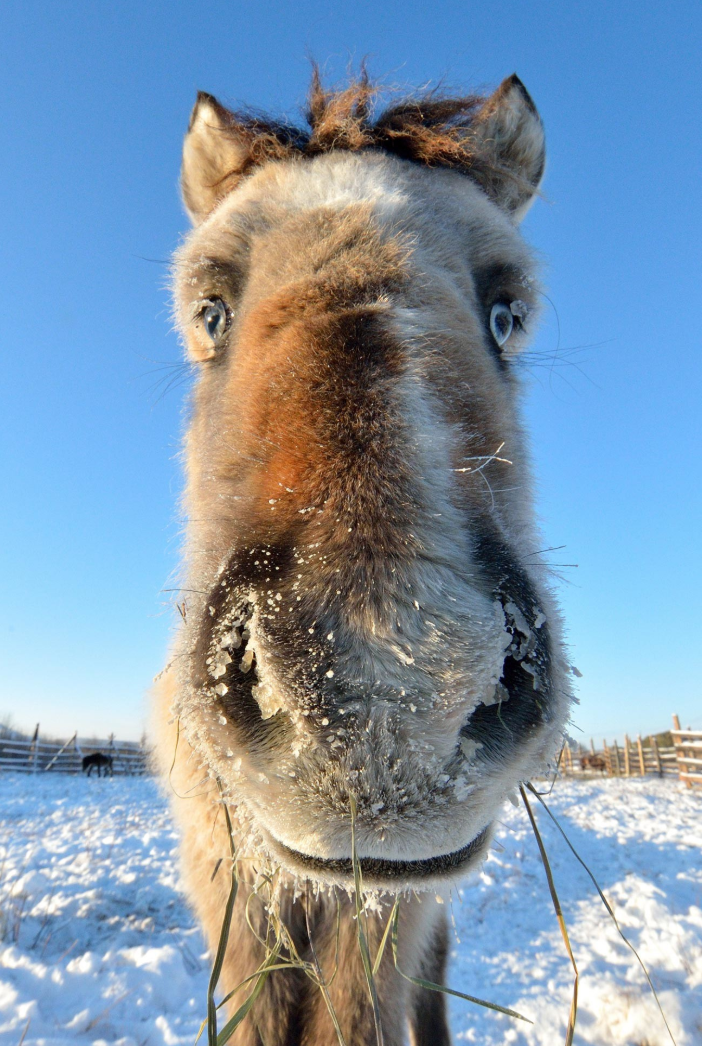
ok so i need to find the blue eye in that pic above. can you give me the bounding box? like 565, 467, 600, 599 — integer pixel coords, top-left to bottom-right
489, 302, 514, 347
202, 298, 229, 344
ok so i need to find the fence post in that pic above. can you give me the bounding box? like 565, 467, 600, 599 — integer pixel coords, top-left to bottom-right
74, 733, 84, 774
28, 723, 40, 774
651, 736, 663, 777
139, 732, 148, 776
637, 734, 646, 776
603, 740, 611, 775
673, 713, 694, 789
108, 732, 117, 775
44, 731, 77, 772
624, 735, 631, 777
612, 740, 621, 775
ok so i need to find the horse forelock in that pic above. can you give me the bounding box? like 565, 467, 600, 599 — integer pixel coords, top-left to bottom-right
188, 68, 544, 223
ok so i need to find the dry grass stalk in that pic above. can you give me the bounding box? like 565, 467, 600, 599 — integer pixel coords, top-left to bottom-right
350, 795, 385, 1046
389, 901, 531, 1023
525, 782, 677, 1045
206, 800, 239, 1046
520, 784, 578, 1046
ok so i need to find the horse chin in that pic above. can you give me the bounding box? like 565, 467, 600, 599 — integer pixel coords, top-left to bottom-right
258, 821, 494, 893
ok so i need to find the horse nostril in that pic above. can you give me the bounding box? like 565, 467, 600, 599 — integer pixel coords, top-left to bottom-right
207, 603, 254, 684
458, 589, 552, 760
202, 603, 271, 735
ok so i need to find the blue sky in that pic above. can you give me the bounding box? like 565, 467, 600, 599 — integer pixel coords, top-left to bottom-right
1, 1, 700, 743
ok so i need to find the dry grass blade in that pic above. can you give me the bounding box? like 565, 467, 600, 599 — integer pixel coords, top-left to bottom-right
325, 893, 343, 990
305, 884, 348, 1046
168, 718, 213, 800
84, 990, 134, 1031
350, 795, 385, 1046
372, 897, 399, 977
217, 961, 304, 1007
529, 742, 566, 798
389, 903, 532, 1023
16, 1018, 30, 1046
243, 885, 275, 952
207, 862, 238, 1028
526, 782, 678, 1045
216, 910, 303, 1010
520, 785, 578, 1046
216, 940, 283, 1046
168, 718, 181, 796
206, 799, 239, 1046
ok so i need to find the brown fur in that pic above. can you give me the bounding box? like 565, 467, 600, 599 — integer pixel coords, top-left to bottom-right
154, 70, 569, 1045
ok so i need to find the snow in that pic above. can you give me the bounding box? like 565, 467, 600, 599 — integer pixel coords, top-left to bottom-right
0, 776, 207, 1046
0, 775, 699, 1045
448, 778, 701, 1045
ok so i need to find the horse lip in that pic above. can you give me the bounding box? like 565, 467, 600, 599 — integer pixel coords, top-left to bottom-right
262, 824, 492, 887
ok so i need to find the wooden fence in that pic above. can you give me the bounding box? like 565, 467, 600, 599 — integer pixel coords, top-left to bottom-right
1, 716, 699, 785
0, 725, 150, 776
559, 714, 702, 787
672, 715, 702, 788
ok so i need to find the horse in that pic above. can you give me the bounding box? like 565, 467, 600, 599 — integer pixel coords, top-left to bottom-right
580, 754, 607, 773
153, 69, 571, 1045
82, 751, 113, 777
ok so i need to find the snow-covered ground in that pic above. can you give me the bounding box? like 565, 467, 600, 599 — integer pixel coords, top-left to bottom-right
0, 775, 699, 1046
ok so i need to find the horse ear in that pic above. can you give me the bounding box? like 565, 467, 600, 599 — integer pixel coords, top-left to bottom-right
471, 75, 546, 221
181, 93, 252, 224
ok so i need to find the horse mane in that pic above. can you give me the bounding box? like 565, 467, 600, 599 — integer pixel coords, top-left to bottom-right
208, 68, 501, 180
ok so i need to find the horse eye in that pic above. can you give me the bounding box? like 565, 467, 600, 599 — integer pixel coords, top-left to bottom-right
489, 302, 514, 347
202, 298, 229, 344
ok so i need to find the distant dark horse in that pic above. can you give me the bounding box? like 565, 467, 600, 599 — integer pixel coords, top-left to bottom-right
580, 754, 607, 773
82, 752, 113, 777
